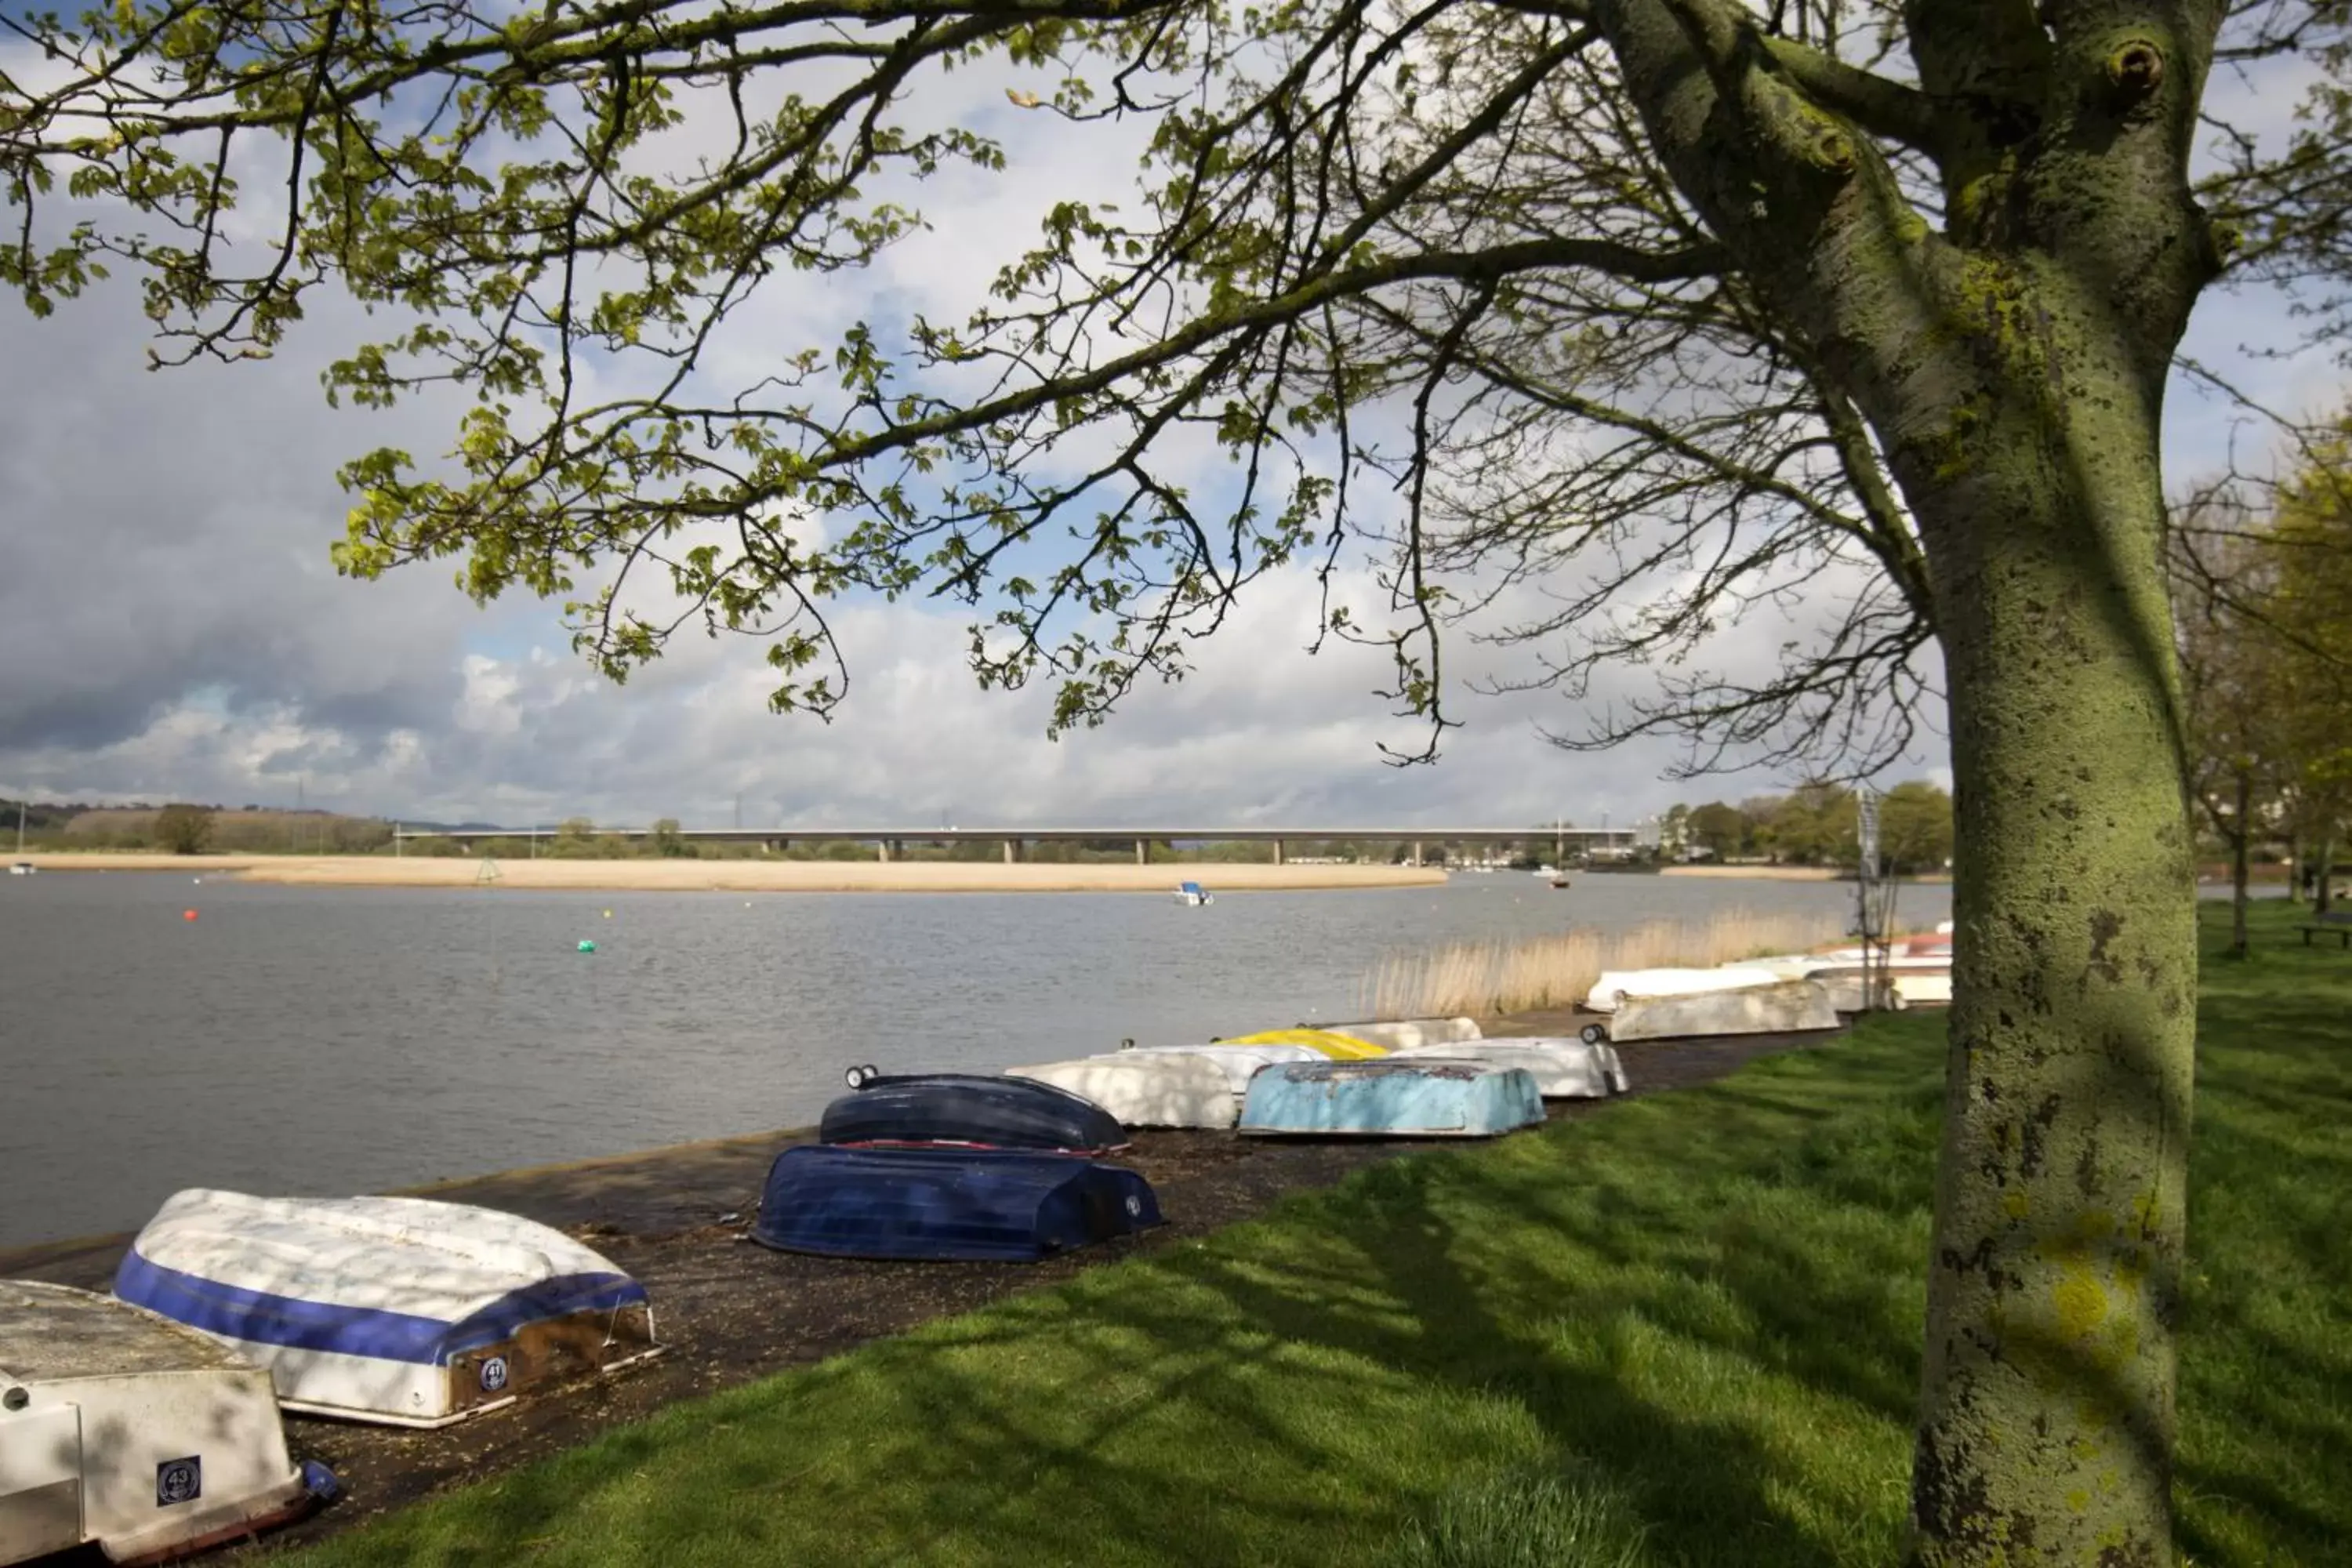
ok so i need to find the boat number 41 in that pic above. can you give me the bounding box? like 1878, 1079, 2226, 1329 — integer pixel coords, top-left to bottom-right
480, 1356, 510, 1392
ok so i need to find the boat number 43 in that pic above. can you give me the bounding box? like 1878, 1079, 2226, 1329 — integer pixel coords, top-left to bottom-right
157, 1457, 201, 1508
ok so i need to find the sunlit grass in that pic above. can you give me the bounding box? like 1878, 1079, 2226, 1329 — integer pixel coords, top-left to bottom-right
281, 901, 2350, 1568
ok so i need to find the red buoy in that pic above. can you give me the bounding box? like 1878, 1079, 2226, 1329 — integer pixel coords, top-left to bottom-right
183, 909, 198, 921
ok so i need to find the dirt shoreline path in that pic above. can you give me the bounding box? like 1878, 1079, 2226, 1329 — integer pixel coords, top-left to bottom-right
5, 853, 1445, 893
2, 1012, 1845, 1555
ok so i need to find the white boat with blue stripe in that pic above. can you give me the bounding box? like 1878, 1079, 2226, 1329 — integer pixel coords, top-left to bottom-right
115, 1189, 660, 1428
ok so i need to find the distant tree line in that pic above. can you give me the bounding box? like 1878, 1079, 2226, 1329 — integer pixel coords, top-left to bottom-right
1657, 781, 1955, 876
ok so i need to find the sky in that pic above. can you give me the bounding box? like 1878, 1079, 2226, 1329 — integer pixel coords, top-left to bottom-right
0, 20, 2342, 833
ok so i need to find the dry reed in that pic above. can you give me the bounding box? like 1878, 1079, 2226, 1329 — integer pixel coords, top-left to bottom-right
1360, 906, 1853, 1020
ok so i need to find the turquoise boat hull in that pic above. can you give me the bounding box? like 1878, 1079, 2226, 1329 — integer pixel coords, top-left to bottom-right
1237, 1060, 1544, 1138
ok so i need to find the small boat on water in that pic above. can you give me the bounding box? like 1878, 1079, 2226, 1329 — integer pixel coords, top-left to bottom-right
0, 1280, 332, 1566
752, 1145, 1163, 1261
1387, 1038, 1628, 1098
1239, 1059, 1544, 1138
824, 1071, 1129, 1155
114, 1189, 660, 1428
1218, 1026, 1388, 1061
1109, 1042, 1325, 1094
1007, 1052, 1238, 1129
5, 862, 30, 877
1294, 1017, 1481, 1052
1173, 880, 1213, 906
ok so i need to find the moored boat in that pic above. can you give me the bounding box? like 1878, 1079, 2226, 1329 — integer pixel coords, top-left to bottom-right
1238, 1059, 1544, 1138
1172, 880, 1214, 906
1386, 1038, 1628, 1098
1, 1279, 332, 1566
824, 1071, 1129, 1155
751, 1145, 1163, 1261
1006, 1053, 1237, 1129
114, 1189, 660, 1428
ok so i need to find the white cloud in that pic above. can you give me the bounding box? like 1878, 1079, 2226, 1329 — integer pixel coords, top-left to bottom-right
6, 23, 2343, 833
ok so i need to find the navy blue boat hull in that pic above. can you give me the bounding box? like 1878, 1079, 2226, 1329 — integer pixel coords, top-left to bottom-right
818, 1073, 1127, 1154
752, 1145, 1163, 1261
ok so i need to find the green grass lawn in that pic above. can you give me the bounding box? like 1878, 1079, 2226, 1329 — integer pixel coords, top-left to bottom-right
285, 902, 2352, 1567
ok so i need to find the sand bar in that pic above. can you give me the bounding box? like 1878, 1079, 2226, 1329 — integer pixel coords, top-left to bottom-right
6, 851, 1448, 893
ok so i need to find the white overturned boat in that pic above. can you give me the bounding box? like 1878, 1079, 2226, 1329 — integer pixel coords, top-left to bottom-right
1387, 1038, 1628, 1098
1, 1281, 328, 1565
1007, 1052, 1238, 1129
1110, 1041, 1324, 1094
1584, 967, 1791, 1013
115, 1190, 660, 1428
1579, 971, 1838, 1043
1298, 1017, 1482, 1052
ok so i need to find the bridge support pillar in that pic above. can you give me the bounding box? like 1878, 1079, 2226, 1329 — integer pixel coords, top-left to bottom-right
877, 840, 890, 862
1004, 839, 1020, 864
1135, 838, 1148, 866
1272, 838, 1285, 866
1411, 840, 1423, 867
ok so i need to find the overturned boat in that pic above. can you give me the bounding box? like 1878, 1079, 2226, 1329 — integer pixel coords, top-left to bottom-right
1218, 1027, 1388, 1061
1387, 1037, 1628, 1098
1583, 966, 1790, 1014
753, 1145, 1163, 1261
115, 1189, 660, 1428
1295, 1017, 1482, 1052
1238, 1059, 1544, 1138
825, 1070, 1128, 1155
1, 1280, 332, 1566
1109, 1041, 1324, 1094
1007, 1053, 1237, 1129
1580, 975, 1838, 1044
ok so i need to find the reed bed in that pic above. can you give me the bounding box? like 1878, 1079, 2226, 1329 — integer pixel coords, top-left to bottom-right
1361, 906, 1853, 1020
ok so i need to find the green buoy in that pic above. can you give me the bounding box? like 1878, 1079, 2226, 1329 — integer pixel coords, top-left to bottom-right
576, 939, 597, 953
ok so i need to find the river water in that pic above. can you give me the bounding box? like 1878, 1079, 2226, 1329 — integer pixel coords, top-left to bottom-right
0, 869, 1949, 1249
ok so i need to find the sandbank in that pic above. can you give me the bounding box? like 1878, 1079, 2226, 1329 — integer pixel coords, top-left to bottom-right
6, 851, 1447, 893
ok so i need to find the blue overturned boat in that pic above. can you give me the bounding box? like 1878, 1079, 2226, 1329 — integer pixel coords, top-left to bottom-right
752, 1145, 1163, 1261
1238, 1059, 1544, 1138
821, 1069, 1127, 1155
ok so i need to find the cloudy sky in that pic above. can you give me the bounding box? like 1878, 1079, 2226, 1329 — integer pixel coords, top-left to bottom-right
0, 25, 2341, 833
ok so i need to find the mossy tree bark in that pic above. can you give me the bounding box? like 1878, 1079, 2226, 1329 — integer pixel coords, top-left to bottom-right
1595, 2, 2221, 1560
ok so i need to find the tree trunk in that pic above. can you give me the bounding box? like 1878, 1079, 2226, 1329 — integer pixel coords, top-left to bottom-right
2231, 772, 2251, 957
2317, 840, 2336, 916
1904, 362, 2197, 1565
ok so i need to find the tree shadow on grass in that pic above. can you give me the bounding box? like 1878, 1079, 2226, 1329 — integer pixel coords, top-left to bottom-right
292, 1007, 2346, 1568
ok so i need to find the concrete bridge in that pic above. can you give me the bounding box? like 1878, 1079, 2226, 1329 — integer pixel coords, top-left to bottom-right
391, 824, 1647, 866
